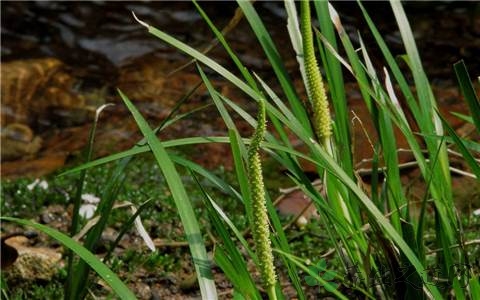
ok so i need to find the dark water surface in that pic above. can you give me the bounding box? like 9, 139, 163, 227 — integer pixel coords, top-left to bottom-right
1, 1, 479, 177
2, 2, 479, 84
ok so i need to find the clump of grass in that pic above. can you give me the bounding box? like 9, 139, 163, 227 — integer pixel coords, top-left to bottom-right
129, 1, 479, 298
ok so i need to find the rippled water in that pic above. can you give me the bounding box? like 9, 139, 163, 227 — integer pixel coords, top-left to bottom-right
2, 2, 264, 86
2, 2, 478, 85
1, 1, 478, 177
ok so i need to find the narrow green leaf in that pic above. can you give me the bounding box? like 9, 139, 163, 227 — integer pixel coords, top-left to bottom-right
454, 60, 480, 133
307, 138, 444, 299
438, 113, 480, 180
1, 217, 137, 300
117, 89, 217, 299
193, 172, 260, 300
236, 0, 311, 129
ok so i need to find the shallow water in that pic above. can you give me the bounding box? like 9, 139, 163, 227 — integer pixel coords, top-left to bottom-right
2, 2, 478, 82
1, 1, 478, 177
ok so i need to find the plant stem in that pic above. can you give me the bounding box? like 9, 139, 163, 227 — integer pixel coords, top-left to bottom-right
267, 285, 278, 300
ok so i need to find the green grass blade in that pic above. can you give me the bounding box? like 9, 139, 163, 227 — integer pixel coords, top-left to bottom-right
117, 89, 217, 299
274, 249, 349, 300
227, 128, 252, 221
197, 64, 236, 130
254, 73, 308, 144
197, 60, 253, 215
65, 104, 109, 299
390, 0, 452, 192
193, 0, 258, 90
236, 0, 311, 128
447, 136, 480, 152
1, 217, 137, 300
70, 156, 130, 300
390, 2, 464, 297
103, 199, 154, 264
132, 13, 256, 100
209, 192, 255, 261
60, 136, 236, 177
470, 276, 480, 300
454, 60, 480, 133
192, 172, 260, 300
158, 81, 204, 131
314, 1, 353, 174
170, 154, 241, 198
356, 1, 421, 125
214, 248, 259, 300
438, 113, 480, 180
450, 112, 474, 124
284, 0, 308, 95
133, 13, 302, 146
306, 138, 443, 298
359, 36, 405, 231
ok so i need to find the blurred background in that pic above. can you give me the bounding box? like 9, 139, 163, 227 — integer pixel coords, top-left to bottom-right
1, 1, 479, 178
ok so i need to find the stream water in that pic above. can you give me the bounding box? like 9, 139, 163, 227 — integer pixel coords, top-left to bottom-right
1, 1, 479, 178
3, 2, 478, 80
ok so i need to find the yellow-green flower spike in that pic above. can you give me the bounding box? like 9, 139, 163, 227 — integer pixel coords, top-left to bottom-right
301, 0, 332, 145
247, 98, 277, 299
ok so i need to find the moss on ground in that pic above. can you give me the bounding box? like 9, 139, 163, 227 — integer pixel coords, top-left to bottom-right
1, 152, 479, 299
